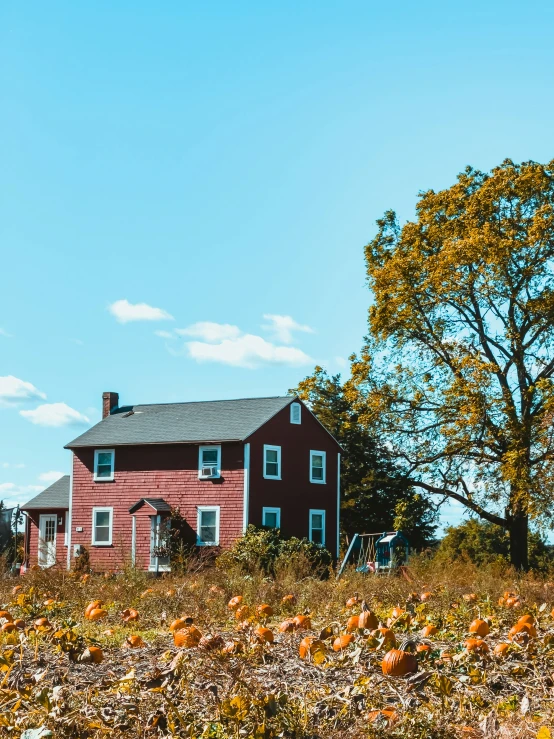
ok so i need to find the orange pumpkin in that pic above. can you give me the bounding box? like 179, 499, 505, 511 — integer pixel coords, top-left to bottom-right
494, 642, 510, 657
517, 614, 534, 626
34, 617, 50, 628
235, 605, 250, 621
281, 594, 296, 606
0, 611, 13, 622
346, 593, 361, 608
13, 619, 25, 630
381, 648, 418, 676
121, 608, 139, 623
228, 596, 243, 610
420, 624, 437, 637
256, 604, 273, 618
358, 602, 378, 630
416, 643, 431, 654
126, 635, 145, 648
292, 614, 311, 630
255, 627, 274, 644
1, 622, 16, 632
43, 599, 55, 606
103, 628, 115, 636
298, 636, 326, 660
88, 646, 104, 663
371, 627, 397, 648
463, 593, 477, 602
420, 592, 433, 602
209, 585, 225, 596
166, 588, 176, 597
85, 601, 102, 619
88, 608, 108, 621
508, 622, 536, 641
333, 634, 355, 651
11, 586, 22, 596
464, 638, 489, 653
169, 617, 193, 632
140, 588, 154, 599
279, 619, 295, 633
173, 626, 202, 648
468, 619, 490, 637
346, 615, 360, 633
505, 596, 521, 609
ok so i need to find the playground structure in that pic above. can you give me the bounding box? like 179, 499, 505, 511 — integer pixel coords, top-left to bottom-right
337, 531, 409, 578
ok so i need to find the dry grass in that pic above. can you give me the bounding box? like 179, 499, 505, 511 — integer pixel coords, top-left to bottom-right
0, 555, 552, 737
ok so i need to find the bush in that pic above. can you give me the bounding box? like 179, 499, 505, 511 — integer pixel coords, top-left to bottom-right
216, 525, 333, 577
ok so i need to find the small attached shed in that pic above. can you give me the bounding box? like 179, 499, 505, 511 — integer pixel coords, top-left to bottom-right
21, 476, 70, 569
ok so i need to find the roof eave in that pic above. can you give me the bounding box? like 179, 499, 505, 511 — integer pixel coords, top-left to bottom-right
65, 437, 244, 450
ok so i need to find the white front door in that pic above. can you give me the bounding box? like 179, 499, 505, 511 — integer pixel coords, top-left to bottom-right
149, 515, 170, 571
38, 514, 57, 568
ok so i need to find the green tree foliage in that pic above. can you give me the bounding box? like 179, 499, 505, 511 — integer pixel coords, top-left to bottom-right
350, 159, 554, 569
435, 518, 552, 571
293, 367, 437, 549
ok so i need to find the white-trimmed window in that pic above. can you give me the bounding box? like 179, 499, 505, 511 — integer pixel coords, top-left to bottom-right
309, 450, 326, 484
290, 402, 301, 424
198, 445, 221, 479
92, 507, 113, 546
263, 445, 281, 480
94, 449, 115, 481
262, 507, 281, 529
197, 506, 220, 546
309, 509, 325, 547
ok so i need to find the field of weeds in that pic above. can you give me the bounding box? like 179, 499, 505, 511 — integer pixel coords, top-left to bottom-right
0, 557, 553, 738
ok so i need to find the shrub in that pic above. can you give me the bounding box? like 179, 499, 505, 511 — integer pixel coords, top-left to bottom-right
216, 525, 333, 577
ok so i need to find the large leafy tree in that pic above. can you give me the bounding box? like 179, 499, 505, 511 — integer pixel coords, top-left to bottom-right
293, 367, 437, 549
350, 159, 554, 569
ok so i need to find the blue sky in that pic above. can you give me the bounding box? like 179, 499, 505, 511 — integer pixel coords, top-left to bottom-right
1, 1, 554, 533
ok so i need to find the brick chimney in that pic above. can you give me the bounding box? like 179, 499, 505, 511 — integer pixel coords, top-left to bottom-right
102, 391, 119, 419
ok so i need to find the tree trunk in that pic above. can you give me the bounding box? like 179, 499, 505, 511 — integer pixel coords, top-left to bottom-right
508, 513, 529, 570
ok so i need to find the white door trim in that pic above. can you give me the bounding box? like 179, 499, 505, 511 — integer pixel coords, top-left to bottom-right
38, 514, 57, 568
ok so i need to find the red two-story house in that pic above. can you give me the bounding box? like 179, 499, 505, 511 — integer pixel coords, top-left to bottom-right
23, 392, 341, 571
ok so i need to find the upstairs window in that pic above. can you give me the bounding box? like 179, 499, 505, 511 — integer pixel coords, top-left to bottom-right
263, 445, 281, 480
94, 449, 115, 481
262, 507, 281, 529
309, 450, 326, 484
290, 402, 301, 424
197, 506, 220, 546
92, 507, 113, 546
309, 509, 325, 547
198, 445, 221, 479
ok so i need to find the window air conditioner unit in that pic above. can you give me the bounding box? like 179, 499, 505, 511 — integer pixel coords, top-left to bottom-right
201, 465, 218, 479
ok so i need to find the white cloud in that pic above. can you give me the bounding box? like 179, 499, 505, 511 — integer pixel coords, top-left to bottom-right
0, 328, 12, 338
1, 463, 25, 469
154, 330, 174, 339
108, 299, 174, 324
186, 334, 313, 369
262, 314, 314, 344
20, 402, 90, 427
0, 482, 42, 506
38, 471, 65, 483
176, 322, 241, 342
0, 376, 46, 407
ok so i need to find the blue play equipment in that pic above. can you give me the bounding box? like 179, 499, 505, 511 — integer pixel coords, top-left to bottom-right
337, 531, 409, 578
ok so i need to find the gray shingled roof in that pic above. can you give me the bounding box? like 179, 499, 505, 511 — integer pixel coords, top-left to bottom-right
129, 498, 172, 514
21, 476, 70, 511
65, 396, 295, 448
